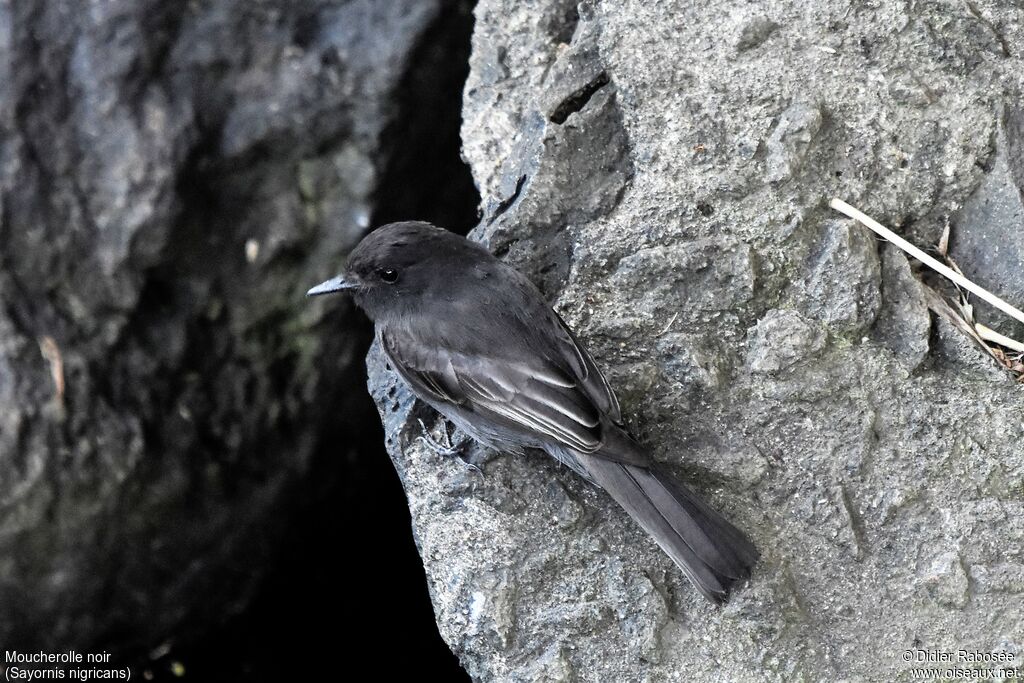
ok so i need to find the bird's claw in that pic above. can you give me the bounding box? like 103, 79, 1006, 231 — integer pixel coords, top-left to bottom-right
417, 419, 483, 476
417, 418, 459, 456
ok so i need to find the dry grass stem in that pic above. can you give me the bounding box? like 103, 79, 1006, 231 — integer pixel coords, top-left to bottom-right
830, 198, 1024, 326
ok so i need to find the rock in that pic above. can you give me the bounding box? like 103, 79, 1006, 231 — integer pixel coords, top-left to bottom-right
604, 562, 669, 662
609, 239, 756, 328
800, 220, 882, 335
366, 0, 1024, 680
733, 15, 779, 53
932, 312, 1011, 383
951, 103, 1024, 340
656, 332, 733, 393
0, 0, 476, 662
747, 309, 827, 374
765, 102, 823, 183
474, 6, 634, 297
970, 563, 1024, 596
873, 246, 931, 371
539, 13, 607, 123
527, 646, 576, 682
918, 551, 970, 609
466, 570, 519, 650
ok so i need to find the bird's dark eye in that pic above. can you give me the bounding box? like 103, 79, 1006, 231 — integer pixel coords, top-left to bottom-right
378, 268, 399, 284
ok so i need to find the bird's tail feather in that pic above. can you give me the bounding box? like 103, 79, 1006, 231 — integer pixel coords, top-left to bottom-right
583, 458, 758, 603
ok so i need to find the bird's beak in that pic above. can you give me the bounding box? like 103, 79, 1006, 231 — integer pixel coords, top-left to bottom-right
306, 275, 359, 297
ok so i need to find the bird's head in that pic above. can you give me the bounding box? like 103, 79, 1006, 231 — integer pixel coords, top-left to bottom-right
307, 221, 484, 320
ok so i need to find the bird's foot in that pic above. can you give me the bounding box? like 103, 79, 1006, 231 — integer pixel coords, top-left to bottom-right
417, 418, 461, 456
417, 419, 483, 476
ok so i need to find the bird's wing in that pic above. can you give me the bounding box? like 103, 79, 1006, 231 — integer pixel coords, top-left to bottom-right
380, 314, 640, 464
549, 312, 622, 424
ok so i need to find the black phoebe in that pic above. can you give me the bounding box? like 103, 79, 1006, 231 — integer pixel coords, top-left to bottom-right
309, 221, 758, 602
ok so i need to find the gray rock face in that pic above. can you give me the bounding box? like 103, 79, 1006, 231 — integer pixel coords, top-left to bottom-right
765, 102, 823, 184
368, 0, 1024, 680
952, 103, 1024, 340
0, 0, 469, 655
799, 220, 882, 334
747, 309, 827, 375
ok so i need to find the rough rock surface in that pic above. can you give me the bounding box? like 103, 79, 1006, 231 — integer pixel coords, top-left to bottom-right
952, 104, 1024, 340
0, 0, 473, 657
369, 0, 1024, 680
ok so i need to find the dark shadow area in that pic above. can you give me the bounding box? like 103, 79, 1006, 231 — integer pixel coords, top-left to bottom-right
142, 348, 461, 681
140, 2, 479, 680
373, 0, 481, 231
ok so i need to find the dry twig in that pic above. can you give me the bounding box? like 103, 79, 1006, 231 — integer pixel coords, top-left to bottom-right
831, 198, 1024, 381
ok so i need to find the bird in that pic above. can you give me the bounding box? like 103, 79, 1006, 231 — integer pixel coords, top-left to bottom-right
308, 221, 758, 603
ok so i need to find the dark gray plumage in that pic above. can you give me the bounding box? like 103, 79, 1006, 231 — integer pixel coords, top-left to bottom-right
308, 221, 758, 603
